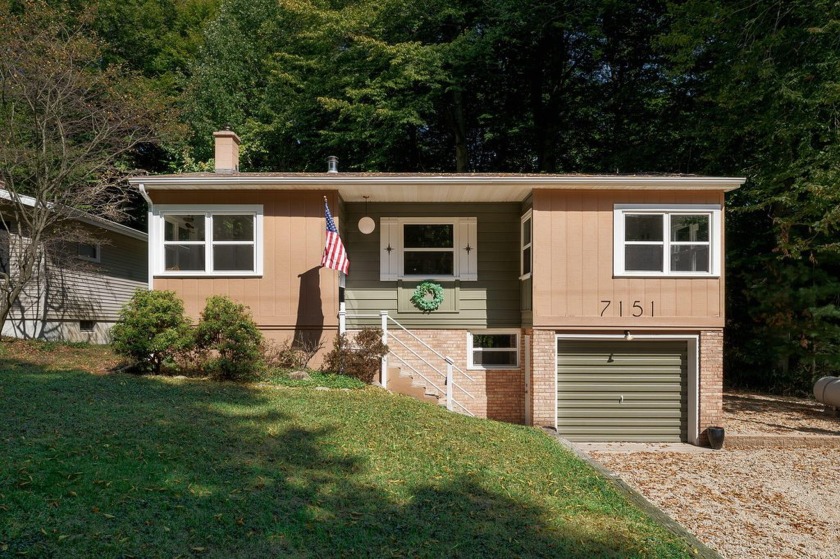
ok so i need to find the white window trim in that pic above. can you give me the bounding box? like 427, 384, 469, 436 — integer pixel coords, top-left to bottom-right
520, 209, 533, 280
76, 243, 101, 263
467, 330, 521, 370
381, 217, 477, 281
613, 204, 721, 277
151, 204, 264, 277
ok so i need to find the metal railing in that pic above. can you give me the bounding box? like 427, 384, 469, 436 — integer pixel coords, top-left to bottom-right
339, 310, 475, 415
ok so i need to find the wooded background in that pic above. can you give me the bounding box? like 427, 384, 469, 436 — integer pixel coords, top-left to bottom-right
3, 0, 839, 394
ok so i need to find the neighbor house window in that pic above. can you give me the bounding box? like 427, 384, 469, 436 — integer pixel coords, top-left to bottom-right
380, 217, 477, 281
153, 205, 263, 276
76, 243, 100, 262
79, 320, 96, 333
520, 210, 532, 279
613, 204, 721, 277
468, 331, 520, 369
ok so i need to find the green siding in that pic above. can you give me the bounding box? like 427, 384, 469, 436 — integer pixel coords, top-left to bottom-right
344, 202, 520, 329
556, 341, 688, 442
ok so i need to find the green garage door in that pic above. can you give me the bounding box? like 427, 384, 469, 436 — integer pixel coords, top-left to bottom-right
557, 340, 688, 442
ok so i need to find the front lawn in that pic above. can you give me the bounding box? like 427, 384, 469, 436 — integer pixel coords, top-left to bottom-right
1, 340, 697, 558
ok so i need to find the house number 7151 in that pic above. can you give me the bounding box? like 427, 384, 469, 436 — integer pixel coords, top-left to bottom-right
600, 300, 655, 317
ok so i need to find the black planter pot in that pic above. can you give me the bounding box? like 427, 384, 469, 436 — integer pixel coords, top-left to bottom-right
707, 426, 725, 450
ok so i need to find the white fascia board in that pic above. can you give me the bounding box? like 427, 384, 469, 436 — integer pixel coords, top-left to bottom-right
131, 175, 746, 203
129, 174, 745, 189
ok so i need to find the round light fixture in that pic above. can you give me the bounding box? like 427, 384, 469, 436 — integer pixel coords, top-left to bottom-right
358, 216, 375, 234
358, 196, 375, 234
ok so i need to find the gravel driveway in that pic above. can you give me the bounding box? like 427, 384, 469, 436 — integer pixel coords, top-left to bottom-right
579, 392, 840, 559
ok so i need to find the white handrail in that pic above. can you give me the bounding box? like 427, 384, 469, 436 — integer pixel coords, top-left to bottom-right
389, 333, 474, 400
384, 314, 476, 383
343, 310, 477, 412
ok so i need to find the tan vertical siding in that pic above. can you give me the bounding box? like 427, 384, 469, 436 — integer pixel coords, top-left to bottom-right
151, 190, 339, 330
532, 189, 726, 329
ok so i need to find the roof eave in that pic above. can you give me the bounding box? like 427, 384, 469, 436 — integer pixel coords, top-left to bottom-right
131, 175, 745, 203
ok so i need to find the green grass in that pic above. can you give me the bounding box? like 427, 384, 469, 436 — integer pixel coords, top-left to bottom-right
260, 369, 366, 390
1, 340, 699, 558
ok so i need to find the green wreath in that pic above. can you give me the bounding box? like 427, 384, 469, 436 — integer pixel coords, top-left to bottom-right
410, 281, 444, 312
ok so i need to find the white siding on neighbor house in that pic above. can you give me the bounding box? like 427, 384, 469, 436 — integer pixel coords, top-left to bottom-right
4, 227, 146, 342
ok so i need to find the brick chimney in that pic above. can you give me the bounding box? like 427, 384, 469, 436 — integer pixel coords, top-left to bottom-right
213, 130, 241, 174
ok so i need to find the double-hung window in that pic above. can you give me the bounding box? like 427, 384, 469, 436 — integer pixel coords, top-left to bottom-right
154, 205, 263, 276
380, 217, 477, 281
468, 331, 520, 369
614, 204, 721, 277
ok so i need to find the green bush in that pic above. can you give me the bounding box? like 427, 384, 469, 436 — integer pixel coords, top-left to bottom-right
195, 295, 263, 381
110, 290, 193, 373
321, 328, 388, 383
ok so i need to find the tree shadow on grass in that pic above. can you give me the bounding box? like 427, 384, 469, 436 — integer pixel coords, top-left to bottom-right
0, 360, 689, 559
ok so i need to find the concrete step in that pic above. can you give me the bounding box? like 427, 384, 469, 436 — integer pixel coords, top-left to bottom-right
388, 373, 440, 404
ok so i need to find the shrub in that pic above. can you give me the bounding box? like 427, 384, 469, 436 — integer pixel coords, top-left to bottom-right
195, 295, 263, 381
263, 338, 323, 371
110, 290, 192, 373
321, 328, 388, 383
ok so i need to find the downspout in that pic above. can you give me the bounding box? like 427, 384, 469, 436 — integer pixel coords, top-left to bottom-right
138, 184, 154, 290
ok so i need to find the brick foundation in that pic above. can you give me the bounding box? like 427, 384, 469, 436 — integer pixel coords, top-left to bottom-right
528, 329, 558, 428
365, 328, 525, 424
698, 329, 724, 445
346, 326, 726, 442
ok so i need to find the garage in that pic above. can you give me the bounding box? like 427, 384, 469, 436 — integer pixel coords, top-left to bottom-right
556, 340, 688, 442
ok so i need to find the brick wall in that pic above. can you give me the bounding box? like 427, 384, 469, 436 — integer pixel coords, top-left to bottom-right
529, 329, 557, 428
698, 329, 724, 444
375, 328, 525, 424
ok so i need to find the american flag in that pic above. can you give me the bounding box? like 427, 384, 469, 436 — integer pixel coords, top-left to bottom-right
321, 198, 350, 275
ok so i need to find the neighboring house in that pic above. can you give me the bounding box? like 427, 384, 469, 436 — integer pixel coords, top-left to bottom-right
0, 189, 148, 344
131, 131, 744, 445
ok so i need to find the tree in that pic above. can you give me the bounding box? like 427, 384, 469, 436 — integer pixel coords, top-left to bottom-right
663, 0, 840, 391
184, 0, 675, 173
0, 1, 168, 334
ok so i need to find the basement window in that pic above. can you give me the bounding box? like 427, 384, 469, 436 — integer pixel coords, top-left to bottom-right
76, 243, 101, 262
468, 331, 520, 370
79, 320, 96, 333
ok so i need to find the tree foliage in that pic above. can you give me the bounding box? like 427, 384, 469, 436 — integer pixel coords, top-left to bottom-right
184, 0, 680, 173
663, 0, 840, 391
0, 0, 170, 332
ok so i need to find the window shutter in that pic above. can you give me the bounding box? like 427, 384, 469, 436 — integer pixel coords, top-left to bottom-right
458, 217, 478, 281
380, 218, 399, 280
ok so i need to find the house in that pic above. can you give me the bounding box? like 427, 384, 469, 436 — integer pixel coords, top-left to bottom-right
131, 130, 744, 445
0, 188, 148, 344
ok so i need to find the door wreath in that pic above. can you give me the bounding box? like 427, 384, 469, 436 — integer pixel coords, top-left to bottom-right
410, 281, 444, 312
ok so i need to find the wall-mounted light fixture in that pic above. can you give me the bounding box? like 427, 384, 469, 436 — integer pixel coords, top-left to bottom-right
358, 196, 375, 235
624, 330, 634, 341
